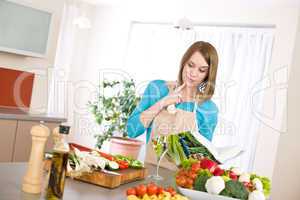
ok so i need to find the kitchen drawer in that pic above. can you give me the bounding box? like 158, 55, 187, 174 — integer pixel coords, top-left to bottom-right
0, 119, 17, 162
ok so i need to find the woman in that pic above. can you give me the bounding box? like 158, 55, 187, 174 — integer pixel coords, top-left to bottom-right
126, 41, 219, 169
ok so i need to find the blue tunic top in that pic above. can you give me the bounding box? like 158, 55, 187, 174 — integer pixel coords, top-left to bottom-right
126, 80, 218, 143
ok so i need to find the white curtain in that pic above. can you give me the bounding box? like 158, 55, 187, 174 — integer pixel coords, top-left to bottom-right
48, 2, 78, 117
48, 1, 97, 147
125, 23, 274, 171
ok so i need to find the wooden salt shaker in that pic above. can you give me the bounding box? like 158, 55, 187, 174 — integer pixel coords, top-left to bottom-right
22, 123, 50, 194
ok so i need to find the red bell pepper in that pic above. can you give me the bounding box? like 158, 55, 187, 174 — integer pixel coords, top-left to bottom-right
97, 151, 115, 161
69, 143, 115, 161
116, 160, 129, 169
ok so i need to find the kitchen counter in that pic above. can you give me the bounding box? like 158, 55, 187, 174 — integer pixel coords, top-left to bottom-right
0, 107, 66, 123
0, 163, 176, 200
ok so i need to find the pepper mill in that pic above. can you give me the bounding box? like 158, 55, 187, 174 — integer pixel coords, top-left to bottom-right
22, 123, 50, 194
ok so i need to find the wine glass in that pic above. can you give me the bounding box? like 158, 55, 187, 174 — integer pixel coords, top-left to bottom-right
148, 135, 168, 181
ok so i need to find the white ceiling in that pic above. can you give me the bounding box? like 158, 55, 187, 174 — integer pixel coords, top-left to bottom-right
81, 0, 300, 7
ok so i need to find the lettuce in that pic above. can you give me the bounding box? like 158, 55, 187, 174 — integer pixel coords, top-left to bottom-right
166, 135, 187, 165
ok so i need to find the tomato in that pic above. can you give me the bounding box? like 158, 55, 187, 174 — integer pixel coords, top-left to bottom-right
136, 184, 147, 197
176, 176, 187, 187
147, 184, 158, 195
177, 169, 184, 176
187, 170, 197, 180
177, 169, 188, 176
168, 190, 176, 196
157, 187, 164, 194
126, 188, 137, 196
165, 187, 176, 196
191, 163, 201, 172
185, 178, 194, 189
147, 182, 156, 186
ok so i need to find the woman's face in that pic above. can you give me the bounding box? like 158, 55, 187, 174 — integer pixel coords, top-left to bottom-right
182, 51, 209, 88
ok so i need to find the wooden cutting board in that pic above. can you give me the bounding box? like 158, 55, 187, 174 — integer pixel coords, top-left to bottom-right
73, 167, 147, 188
44, 159, 147, 189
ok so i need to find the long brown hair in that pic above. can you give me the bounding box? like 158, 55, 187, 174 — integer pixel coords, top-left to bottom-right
177, 41, 219, 103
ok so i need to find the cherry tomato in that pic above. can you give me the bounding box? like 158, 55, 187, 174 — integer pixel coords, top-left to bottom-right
165, 187, 176, 196
191, 163, 201, 172
147, 182, 156, 186
136, 184, 147, 197
147, 184, 158, 196
157, 187, 164, 194
176, 176, 187, 187
177, 169, 184, 176
185, 177, 194, 188
126, 188, 137, 196
187, 170, 197, 180
177, 169, 188, 176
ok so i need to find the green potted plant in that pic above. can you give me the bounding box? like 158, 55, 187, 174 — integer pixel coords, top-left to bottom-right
88, 79, 143, 158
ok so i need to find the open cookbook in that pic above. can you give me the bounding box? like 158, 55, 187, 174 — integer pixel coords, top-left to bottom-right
162, 131, 244, 166
190, 130, 244, 164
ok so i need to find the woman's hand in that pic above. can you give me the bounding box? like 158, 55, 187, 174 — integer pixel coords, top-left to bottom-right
139, 83, 186, 128
161, 83, 186, 107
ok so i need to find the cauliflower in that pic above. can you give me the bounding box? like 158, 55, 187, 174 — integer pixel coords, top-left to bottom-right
252, 178, 263, 192
239, 172, 250, 183
248, 190, 265, 200
205, 176, 225, 195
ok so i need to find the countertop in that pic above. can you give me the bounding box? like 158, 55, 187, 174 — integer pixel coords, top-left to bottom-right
0, 108, 67, 123
0, 162, 176, 200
